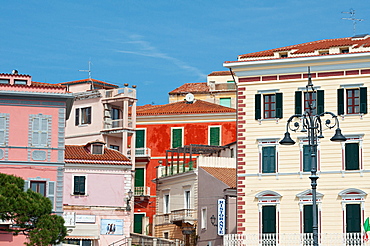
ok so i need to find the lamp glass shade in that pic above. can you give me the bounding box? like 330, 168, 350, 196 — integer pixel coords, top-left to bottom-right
279, 132, 296, 145
330, 128, 347, 142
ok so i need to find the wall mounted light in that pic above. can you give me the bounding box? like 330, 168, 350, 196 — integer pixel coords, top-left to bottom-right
125, 189, 134, 211
210, 215, 217, 227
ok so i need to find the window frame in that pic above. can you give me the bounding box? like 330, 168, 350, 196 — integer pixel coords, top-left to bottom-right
256, 190, 281, 236
92, 144, 104, 155
296, 189, 323, 235
0, 114, 9, 147
75, 107, 92, 126
219, 97, 232, 107
295, 88, 324, 115
163, 192, 170, 214
341, 135, 363, 171
339, 188, 366, 234
255, 91, 283, 120
208, 126, 221, 146
135, 129, 146, 149
30, 180, 47, 196
184, 189, 191, 210
258, 138, 279, 174
201, 207, 207, 229
30, 114, 51, 148
171, 127, 183, 149
337, 86, 367, 116
73, 175, 87, 196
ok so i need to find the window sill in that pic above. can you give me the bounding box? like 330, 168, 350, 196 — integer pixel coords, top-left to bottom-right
78, 124, 90, 127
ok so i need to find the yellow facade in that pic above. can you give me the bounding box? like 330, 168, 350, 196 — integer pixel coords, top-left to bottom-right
226, 51, 370, 236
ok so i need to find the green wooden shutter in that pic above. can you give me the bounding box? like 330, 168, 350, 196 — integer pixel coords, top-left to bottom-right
345, 143, 359, 170
303, 205, 313, 233
172, 129, 182, 148
360, 87, 367, 114
275, 93, 283, 118
255, 94, 261, 120
75, 108, 79, 126
317, 90, 325, 115
303, 145, 311, 172
135, 168, 145, 187
338, 88, 345, 115
262, 205, 276, 233
210, 127, 220, 146
262, 146, 276, 173
346, 204, 361, 233
295, 91, 302, 114
74, 176, 86, 195
136, 130, 145, 148
134, 214, 145, 233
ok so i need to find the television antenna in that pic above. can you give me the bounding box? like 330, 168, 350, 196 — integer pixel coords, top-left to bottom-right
79, 60, 93, 80
342, 8, 364, 36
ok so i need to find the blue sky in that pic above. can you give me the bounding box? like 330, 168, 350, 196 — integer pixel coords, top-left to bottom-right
1, 1, 369, 105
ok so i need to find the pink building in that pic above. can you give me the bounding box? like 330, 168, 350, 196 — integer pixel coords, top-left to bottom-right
63, 141, 132, 246
0, 71, 73, 245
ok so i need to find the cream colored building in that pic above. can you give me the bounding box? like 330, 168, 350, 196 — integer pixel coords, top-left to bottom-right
169, 71, 237, 108
224, 35, 370, 245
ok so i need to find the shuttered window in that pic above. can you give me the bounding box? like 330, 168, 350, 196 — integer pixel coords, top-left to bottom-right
346, 204, 361, 233
303, 145, 311, 172
75, 107, 92, 125
262, 146, 276, 173
255, 93, 283, 120
295, 90, 324, 115
337, 87, 367, 115
31, 117, 49, 147
345, 143, 359, 170
303, 205, 318, 233
135, 168, 145, 193
172, 128, 182, 148
262, 205, 276, 233
136, 130, 145, 148
209, 126, 220, 146
73, 176, 86, 195
0, 116, 6, 146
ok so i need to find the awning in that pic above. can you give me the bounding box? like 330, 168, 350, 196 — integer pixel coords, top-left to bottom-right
66, 224, 100, 239
65, 235, 99, 240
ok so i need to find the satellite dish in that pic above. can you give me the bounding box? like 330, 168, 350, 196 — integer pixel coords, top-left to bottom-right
185, 93, 195, 103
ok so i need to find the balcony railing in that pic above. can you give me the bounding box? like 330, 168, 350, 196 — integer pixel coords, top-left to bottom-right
224, 233, 364, 246
103, 87, 136, 99
170, 209, 196, 223
134, 186, 150, 196
126, 148, 151, 158
103, 119, 133, 130
209, 83, 236, 91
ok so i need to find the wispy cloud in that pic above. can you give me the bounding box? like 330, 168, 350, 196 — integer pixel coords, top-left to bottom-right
115, 34, 206, 79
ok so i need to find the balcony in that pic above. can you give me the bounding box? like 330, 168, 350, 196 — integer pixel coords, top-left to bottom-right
223, 233, 364, 246
134, 186, 150, 196
209, 83, 236, 92
103, 118, 134, 131
154, 209, 196, 227
102, 87, 136, 100
126, 148, 151, 158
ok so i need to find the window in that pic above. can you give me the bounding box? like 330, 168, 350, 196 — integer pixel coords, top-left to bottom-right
134, 214, 145, 234
337, 87, 367, 115
303, 204, 317, 233
184, 190, 190, 209
319, 50, 329, 55
262, 146, 276, 173
302, 145, 311, 172
255, 92, 283, 120
220, 97, 231, 107
109, 145, 119, 151
164, 193, 170, 214
73, 176, 86, 195
209, 126, 220, 146
14, 79, 27, 85
171, 128, 183, 148
262, 205, 276, 234
0, 114, 9, 146
0, 79, 9, 84
163, 232, 169, 239
31, 115, 50, 147
136, 129, 145, 148
92, 144, 103, 154
111, 108, 120, 128
30, 181, 46, 196
295, 90, 324, 115
63, 239, 92, 246
135, 168, 145, 195
340, 47, 350, 53
346, 204, 361, 233
75, 107, 92, 125
345, 143, 359, 170
201, 208, 207, 229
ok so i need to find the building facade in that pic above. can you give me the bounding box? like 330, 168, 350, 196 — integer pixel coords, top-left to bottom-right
169, 71, 237, 108
224, 35, 370, 245
135, 98, 237, 237
0, 72, 73, 245
63, 142, 132, 246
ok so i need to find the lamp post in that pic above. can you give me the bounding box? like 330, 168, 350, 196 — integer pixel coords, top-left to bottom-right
125, 189, 134, 211
279, 68, 346, 246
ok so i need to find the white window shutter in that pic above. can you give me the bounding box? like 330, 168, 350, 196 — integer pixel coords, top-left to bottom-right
24, 180, 29, 192
48, 181, 55, 210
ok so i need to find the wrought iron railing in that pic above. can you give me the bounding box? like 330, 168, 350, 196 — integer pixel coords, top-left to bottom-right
224, 233, 364, 246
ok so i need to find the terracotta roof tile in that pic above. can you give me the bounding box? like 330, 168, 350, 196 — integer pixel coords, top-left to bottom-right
201, 167, 236, 188
31, 81, 67, 89
136, 100, 236, 116
208, 71, 233, 76
65, 145, 131, 165
169, 82, 209, 94
232, 35, 370, 61
59, 78, 118, 89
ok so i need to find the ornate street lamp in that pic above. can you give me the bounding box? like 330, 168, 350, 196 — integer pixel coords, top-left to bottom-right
279, 67, 346, 246
210, 214, 217, 227
125, 189, 134, 211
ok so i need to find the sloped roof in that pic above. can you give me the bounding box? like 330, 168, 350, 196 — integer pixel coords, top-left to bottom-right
228, 35, 370, 62
208, 70, 233, 76
31, 81, 67, 89
65, 145, 131, 165
201, 167, 236, 188
136, 99, 236, 116
59, 78, 118, 89
169, 82, 209, 94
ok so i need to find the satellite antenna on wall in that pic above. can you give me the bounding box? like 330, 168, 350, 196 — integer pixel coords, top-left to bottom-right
185, 93, 195, 103
342, 8, 364, 36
